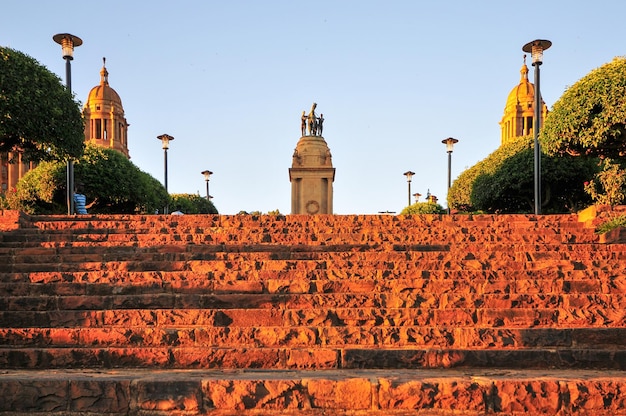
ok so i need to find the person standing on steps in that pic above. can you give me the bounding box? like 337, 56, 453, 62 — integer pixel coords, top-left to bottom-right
74, 183, 96, 215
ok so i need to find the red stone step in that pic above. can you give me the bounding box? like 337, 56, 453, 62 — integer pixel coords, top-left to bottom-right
4, 255, 624, 276
2, 368, 625, 415
3, 274, 622, 298
1, 345, 625, 371
2, 242, 623, 267
1, 303, 624, 330
2, 326, 625, 350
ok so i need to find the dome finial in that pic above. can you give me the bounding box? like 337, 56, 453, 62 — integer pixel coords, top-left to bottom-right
520, 54, 529, 81
100, 57, 109, 85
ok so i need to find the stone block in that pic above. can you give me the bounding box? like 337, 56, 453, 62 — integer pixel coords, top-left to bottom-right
205, 379, 312, 410
304, 377, 372, 410
0, 379, 68, 412
70, 378, 130, 413
378, 377, 488, 411
286, 348, 339, 369
132, 379, 202, 412
172, 347, 284, 369
493, 378, 562, 414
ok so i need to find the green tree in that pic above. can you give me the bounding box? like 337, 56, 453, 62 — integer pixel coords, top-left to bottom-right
0, 47, 84, 162
449, 136, 597, 213
541, 57, 626, 159
584, 158, 626, 206
448, 137, 533, 212
170, 193, 218, 214
541, 56, 626, 206
8, 144, 168, 214
400, 202, 446, 215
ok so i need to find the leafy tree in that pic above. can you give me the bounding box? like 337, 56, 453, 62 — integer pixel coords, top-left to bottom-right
170, 193, 218, 214
541, 57, 626, 206
0, 47, 84, 162
541, 57, 626, 159
584, 158, 626, 206
236, 209, 283, 216
448, 137, 533, 212
449, 136, 597, 213
400, 202, 446, 215
8, 144, 168, 214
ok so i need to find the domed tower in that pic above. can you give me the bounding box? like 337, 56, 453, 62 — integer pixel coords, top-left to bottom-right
289, 103, 335, 214
83, 58, 130, 157
499, 55, 549, 146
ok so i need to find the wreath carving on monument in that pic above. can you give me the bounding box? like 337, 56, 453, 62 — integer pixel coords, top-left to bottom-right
305, 200, 320, 214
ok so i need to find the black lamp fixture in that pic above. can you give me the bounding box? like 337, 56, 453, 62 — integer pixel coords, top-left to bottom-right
157, 134, 174, 214
53, 33, 82, 215
522, 39, 551, 215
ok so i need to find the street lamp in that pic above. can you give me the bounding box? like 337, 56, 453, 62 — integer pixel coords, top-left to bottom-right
442, 137, 458, 214
413, 192, 421, 203
157, 134, 174, 214
201, 170, 213, 200
522, 39, 551, 215
53, 33, 82, 215
403, 171, 415, 206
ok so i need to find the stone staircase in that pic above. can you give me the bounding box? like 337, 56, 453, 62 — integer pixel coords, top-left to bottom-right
1, 211, 626, 415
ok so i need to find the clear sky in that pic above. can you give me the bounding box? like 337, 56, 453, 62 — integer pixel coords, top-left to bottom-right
3, 1, 625, 214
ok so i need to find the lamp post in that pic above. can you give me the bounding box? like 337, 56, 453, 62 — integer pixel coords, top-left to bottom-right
403, 171, 415, 206
201, 170, 213, 200
413, 192, 421, 203
522, 39, 551, 215
442, 137, 458, 214
157, 134, 174, 214
53, 33, 82, 215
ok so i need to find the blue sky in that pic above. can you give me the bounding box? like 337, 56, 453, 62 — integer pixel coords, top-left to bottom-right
3, 1, 625, 214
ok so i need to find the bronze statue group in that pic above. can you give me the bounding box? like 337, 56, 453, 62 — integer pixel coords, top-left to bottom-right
301, 103, 324, 137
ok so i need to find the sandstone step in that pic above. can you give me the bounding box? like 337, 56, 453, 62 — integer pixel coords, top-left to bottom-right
2, 368, 626, 415
1, 302, 624, 330
3, 274, 623, 299
4, 214, 600, 246
2, 243, 623, 267
3, 287, 626, 309
1, 346, 625, 370
2, 266, 622, 284
2, 326, 625, 350
2, 230, 598, 248
3, 255, 624, 276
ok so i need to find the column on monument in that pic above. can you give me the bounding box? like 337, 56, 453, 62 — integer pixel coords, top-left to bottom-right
325, 178, 333, 214
291, 178, 301, 214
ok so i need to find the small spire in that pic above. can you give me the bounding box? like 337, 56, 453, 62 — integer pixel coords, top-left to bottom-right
520, 54, 529, 81
100, 57, 109, 85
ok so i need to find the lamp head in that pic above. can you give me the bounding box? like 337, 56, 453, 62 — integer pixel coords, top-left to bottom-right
157, 134, 174, 150
522, 39, 551, 66
442, 137, 459, 153
403, 171, 415, 182
53, 33, 83, 59
201, 170, 213, 181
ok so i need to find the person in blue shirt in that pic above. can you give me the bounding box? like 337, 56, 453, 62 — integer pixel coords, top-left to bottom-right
74, 184, 94, 215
